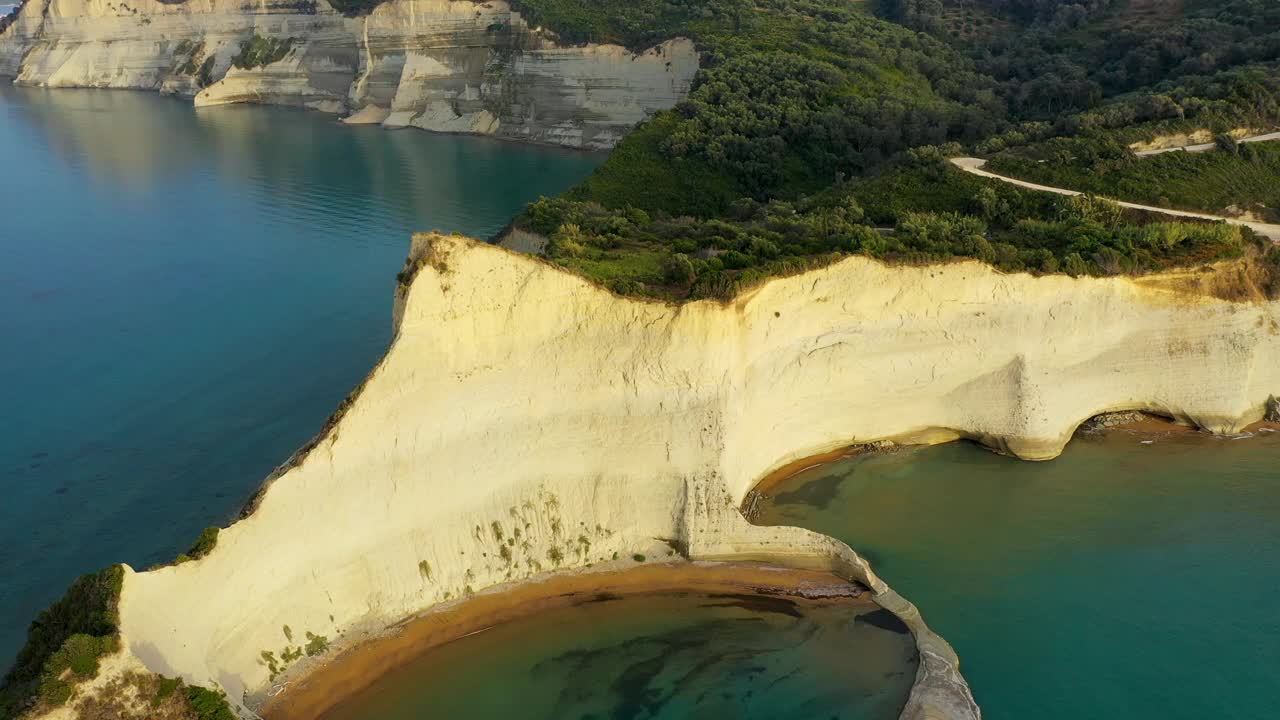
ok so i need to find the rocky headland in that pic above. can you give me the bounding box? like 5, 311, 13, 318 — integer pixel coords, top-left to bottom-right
0, 0, 696, 148
7, 231, 1278, 720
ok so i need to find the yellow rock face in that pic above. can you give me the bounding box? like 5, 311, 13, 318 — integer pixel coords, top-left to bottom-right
41, 235, 1280, 719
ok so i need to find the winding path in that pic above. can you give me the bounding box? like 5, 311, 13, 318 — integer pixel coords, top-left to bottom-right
1134, 130, 1280, 156
950, 156, 1280, 242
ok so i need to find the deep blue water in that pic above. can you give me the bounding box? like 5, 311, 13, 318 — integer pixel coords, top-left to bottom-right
0, 85, 602, 665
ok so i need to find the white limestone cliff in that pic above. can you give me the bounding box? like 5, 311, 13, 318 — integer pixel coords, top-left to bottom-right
30, 234, 1268, 720
0, 0, 697, 148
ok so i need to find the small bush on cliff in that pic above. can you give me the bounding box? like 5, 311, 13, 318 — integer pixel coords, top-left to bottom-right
184, 685, 236, 720
1263, 245, 1280, 299
153, 675, 182, 705
303, 632, 329, 657
175, 527, 219, 564
232, 34, 294, 70
197, 56, 216, 88
0, 565, 124, 717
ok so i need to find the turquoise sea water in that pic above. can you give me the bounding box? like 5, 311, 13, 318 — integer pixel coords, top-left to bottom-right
319, 592, 918, 720
758, 431, 1280, 720
0, 85, 602, 664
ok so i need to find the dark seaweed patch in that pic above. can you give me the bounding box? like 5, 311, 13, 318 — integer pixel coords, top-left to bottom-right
855, 609, 910, 634
701, 593, 803, 618
772, 473, 845, 510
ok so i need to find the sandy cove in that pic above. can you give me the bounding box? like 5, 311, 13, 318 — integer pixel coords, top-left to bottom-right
261, 561, 876, 720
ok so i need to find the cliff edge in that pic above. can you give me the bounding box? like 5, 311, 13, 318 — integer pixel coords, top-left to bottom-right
14, 234, 1280, 720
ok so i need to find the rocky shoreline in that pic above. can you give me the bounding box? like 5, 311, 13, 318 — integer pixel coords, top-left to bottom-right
0, 0, 697, 149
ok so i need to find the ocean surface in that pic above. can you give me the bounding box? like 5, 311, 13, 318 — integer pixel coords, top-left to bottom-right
758, 430, 1280, 720
320, 592, 918, 720
0, 85, 603, 664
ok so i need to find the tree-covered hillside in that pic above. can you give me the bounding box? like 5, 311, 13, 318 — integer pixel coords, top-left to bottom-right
318, 0, 1280, 298
988, 134, 1280, 223
490, 0, 1278, 299
879, 0, 1279, 121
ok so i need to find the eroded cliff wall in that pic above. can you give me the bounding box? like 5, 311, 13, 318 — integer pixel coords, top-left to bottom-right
0, 0, 697, 148
86, 236, 1275, 720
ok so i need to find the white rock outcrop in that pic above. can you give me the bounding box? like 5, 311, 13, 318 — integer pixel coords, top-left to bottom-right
0, 0, 698, 148
61, 235, 1270, 720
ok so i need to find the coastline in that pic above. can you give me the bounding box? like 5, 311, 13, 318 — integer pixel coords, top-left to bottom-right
259, 561, 874, 720
1091, 413, 1280, 438
12, 234, 1279, 720
273, 406, 1280, 720
745, 411, 1280, 503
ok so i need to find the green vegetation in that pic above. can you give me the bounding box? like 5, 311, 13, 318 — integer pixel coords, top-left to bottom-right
0, 566, 124, 717
176, 40, 206, 77
989, 137, 1280, 222
184, 685, 236, 720
153, 675, 182, 706
494, 0, 1277, 298
522, 149, 1253, 298
304, 632, 329, 657
877, 0, 1280, 126
231, 34, 294, 70
260, 650, 281, 679
632, 554, 646, 562
197, 56, 216, 88
325, 0, 381, 15
175, 526, 219, 564
261, 0, 1275, 296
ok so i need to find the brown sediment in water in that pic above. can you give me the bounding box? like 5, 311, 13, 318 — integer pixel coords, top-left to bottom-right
260, 561, 871, 720
745, 443, 898, 504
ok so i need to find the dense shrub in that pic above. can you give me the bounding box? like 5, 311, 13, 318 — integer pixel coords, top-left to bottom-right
185, 685, 236, 720
197, 56, 216, 88
174, 527, 219, 564
0, 566, 124, 716
989, 137, 1280, 223
878, 0, 1280, 127
232, 34, 294, 70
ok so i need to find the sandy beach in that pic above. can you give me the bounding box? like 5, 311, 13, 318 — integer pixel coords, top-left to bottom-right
261, 561, 874, 720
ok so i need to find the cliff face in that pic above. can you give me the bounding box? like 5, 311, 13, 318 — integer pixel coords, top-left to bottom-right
0, 0, 697, 148
68, 236, 1268, 720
